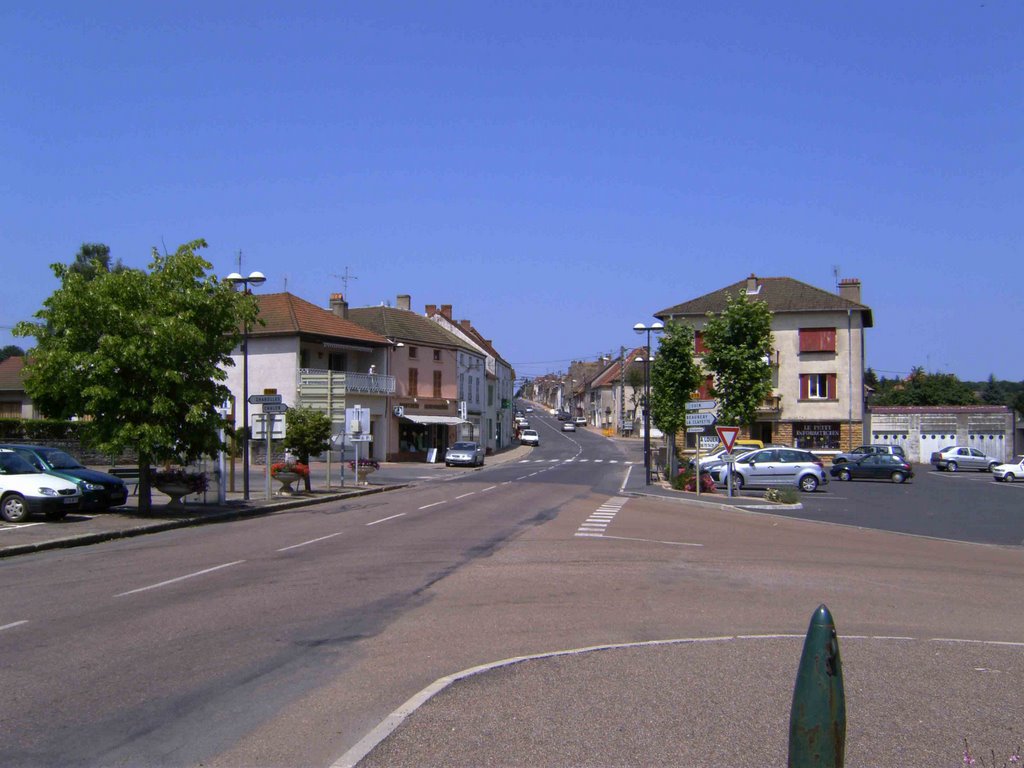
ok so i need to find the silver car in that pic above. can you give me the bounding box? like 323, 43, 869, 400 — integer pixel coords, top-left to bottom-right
444, 441, 485, 467
930, 446, 1001, 473
832, 444, 905, 464
724, 448, 828, 493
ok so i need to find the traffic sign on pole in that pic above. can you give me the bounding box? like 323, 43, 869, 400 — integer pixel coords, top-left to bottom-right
262, 403, 289, 414
715, 425, 740, 453
685, 426, 706, 433
685, 400, 717, 411
684, 412, 716, 427
248, 394, 283, 405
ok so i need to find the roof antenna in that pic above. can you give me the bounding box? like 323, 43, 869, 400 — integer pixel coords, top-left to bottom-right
331, 267, 359, 298
832, 265, 841, 290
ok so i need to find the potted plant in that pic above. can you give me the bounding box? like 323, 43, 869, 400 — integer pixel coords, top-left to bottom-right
270, 461, 309, 495
347, 458, 380, 484
152, 468, 208, 506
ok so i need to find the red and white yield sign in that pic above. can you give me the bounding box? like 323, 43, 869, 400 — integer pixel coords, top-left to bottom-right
716, 425, 740, 453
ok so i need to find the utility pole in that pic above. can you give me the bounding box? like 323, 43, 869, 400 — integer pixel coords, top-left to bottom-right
619, 345, 627, 435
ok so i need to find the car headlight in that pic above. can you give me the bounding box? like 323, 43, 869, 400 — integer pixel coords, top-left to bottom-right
39, 487, 59, 496
82, 482, 103, 491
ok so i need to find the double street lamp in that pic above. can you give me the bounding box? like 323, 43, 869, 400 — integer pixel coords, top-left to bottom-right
633, 321, 664, 485
225, 270, 266, 501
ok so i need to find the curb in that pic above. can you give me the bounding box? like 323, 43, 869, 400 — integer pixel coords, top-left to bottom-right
0, 483, 408, 559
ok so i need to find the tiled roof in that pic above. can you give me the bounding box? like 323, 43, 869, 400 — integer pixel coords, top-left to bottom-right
590, 347, 646, 388
347, 306, 479, 353
251, 293, 389, 345
0, 356, 25, 391
655, 276, 873, 327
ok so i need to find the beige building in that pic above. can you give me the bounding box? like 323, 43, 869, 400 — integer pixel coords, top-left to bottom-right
655, 274, 873, 453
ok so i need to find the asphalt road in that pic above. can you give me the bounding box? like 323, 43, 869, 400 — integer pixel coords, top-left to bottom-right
1, 411, 1021, 767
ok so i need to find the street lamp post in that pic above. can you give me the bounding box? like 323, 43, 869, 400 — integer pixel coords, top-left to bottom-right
225, 270, 266, 501
633, 321, 664, 485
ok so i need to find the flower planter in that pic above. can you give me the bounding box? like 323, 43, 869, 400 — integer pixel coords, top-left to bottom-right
273, 471, 301, 496
155, 482, 193, 506
356, 466, 377, 484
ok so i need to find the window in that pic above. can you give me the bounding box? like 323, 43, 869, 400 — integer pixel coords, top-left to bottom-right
328, 352, 347, 372
694, 331, 707, 355
408, 368, 418, 396
408, 346, 418, 359
433, 371, 442, 398
800, 373, 836, 400
433, 349, 441, 361
799, 328, 837, 353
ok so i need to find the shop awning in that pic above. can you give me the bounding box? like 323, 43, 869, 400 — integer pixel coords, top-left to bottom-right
401, 414, 467, 426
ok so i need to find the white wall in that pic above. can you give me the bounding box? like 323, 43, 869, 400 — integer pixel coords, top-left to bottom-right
224, 336, 300, 431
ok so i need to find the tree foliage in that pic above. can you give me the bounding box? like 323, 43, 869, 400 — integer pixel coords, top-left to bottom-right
14, 239, 259, 512
282, 407, 332, 491
650, 322, 704, 437
870, 367, 979, 406
69, 243, 127, 280
700, 290, 774, 427
0, 345, 24, 361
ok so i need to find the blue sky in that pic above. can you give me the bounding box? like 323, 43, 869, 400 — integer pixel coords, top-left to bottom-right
3, 2, 1022, 381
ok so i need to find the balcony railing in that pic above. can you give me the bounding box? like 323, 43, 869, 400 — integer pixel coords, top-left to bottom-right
298, 369, 396, 397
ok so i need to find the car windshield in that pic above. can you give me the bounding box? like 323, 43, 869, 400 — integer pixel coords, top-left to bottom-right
40, 449, 84, 470
0, 452, 42, 475
451, 443, 476, 451
523, 430, 537, 436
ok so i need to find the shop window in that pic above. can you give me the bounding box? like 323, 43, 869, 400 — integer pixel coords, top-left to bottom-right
794, 422, 841, 450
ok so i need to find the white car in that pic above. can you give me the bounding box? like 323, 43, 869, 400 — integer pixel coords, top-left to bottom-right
992, 455, 1024, 482
520, 429, 540, 447
0, 449, 83, 522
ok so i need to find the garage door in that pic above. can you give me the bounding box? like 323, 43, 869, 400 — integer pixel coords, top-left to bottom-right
920, 432, 957, 463
968, 432, 1007, 462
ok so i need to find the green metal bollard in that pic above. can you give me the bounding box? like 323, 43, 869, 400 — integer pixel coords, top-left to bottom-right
788, 604, 846, 767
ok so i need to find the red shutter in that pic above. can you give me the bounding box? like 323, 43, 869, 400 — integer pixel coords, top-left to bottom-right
695, 331, 707, 354
698, 375, 713, 398
799, 329, 814, 353
822, 329, 836, 352
827, 374, 837, 400
800, 328, 837, 352
800, 374, 810, 400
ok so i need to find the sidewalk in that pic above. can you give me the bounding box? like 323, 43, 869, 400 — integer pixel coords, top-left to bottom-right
0, 444, 534, 559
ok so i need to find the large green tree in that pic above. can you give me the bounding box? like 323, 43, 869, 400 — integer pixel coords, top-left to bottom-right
872, 367, 978, 406
281, 406, 332, 491
650, 321, 704, 476
700, 289, 774, 428
69, 243, 127, 279
14, 239, 259, 512
0, 344, 24, 361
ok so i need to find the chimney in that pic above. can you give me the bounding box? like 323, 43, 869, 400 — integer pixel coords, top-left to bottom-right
397, 294, 411, 311
425, 304, 437, 317
838, 277, 862, 304
746, 273, 760, 294
440, 304, 453, 320
329, 292, 348, 319
460, 319, 472, 330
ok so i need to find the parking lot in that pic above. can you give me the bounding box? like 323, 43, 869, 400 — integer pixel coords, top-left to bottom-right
737, 463, 1024, 546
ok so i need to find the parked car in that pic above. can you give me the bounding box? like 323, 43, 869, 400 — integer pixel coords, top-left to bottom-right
0, 449, 83, 522
520, 429, 540, 447
830, 454, 914, 483
832, 444, 906, 464
574, 416, 587, 426
556, 411, 570, 421
444, 441, 485, 467
0, 444, 129, 510
992, 455, 1024, 482
704, 448, 760, 481
561, 421, 577, 432
691, 440, 766, 470
930, 446, 1001, 473
722, 447, 827, 492
525, 407, 533, 413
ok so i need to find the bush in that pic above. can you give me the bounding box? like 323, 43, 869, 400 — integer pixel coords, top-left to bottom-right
347, 459, 380, 472
152, 468, 208, 494
671, 468, 716, 493
764, 487, 799, 504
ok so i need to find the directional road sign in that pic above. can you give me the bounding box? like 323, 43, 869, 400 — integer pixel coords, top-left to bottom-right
685, 426, 707, 433
685, 400, 717, 411
248, 394, 282, 405
684, 412, 717, 427
262, 403, 289, 414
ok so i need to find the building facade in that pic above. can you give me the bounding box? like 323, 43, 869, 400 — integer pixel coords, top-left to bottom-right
655, 274, 873, 455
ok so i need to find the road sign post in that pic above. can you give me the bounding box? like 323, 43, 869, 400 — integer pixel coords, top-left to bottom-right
715, 426, 740, 496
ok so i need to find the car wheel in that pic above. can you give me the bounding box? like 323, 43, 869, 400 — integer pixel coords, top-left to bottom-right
1004, 473, 1015, 482
987, 462, 998, 473
838, 469, 851, 482
891, 471, 906, 484
1, 493, 30, 523
946, 461, 958, 472
732, 474, 744, 491
445, 462, 451, 467
479, 458, 485, 467
799, 475, 819, 493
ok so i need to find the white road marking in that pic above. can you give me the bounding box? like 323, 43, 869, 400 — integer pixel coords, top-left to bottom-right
594, 534, 703, 547
481, 486, 497, 492
277, 532, 344, 552
367, 513, 406, 526
0, 522, 45, 532
1, 620, 28, 632
516, 475, 530, 480
455, 492, 476, 500
418, 501, 446, 510
115, 561, 246, 597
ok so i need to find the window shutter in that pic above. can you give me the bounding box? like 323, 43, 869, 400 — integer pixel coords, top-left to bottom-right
827, 373, 837, 400
695, 331, 706, 354
799, 328, 837, 353
800, 374, 810, 400
823, 329, 836, 352
699, 375, 713, 398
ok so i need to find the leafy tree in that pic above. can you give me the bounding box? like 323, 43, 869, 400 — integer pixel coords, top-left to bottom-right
650, 321, 704, 476
281, 407, 332, 491
69, 243, 127, 280
872, 367, 978, 406
1012, 389, 1024, 419
14, 239, 259, 512
700, 289, 774, 428
980, 374, 1006, 405
0, 344, 24, 361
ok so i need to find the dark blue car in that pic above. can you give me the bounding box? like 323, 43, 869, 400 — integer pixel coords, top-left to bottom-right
0, 444, 129, 510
